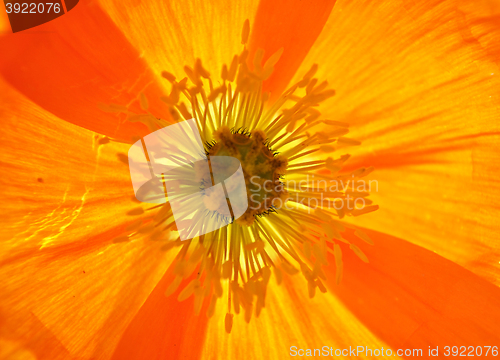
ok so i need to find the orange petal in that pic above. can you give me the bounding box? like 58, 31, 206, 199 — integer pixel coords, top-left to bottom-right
0, 231, 176, 359
289, 1, 500, 285
201, 274, 399, 359
342, 143, 500, 287
96, 0, 260, 81
248, 0, 337, 100
0, 2, 9, 34
0, 78, 141, 258
0, 1, 172, 142
0, 311, 74, 360
0, 78, 177, 359
326, 228, 500, 352
110, 256, 209, 360
290, 0, 500, 154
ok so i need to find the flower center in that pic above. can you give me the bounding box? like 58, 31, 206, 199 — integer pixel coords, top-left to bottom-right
206, 127, 288, 226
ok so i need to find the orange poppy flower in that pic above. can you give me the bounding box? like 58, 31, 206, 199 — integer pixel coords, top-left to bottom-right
1, 0, 500, 359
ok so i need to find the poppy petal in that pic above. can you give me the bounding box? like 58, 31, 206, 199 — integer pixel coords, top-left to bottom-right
0, 233, 176, 359
96, 0, 260, 80
110, 256, 210, 360
342, 150, 500, 287
0, 2, 172, 142
248, 0, 337, 99
201, 274, 395, 359
290, 0, 500, 152
0, 311, 74, 360
287, 0, 500, 284
0, 2, 9, 33
326, 228, 500, 352
0, 78, 141, 258
0, 78, 177, 359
